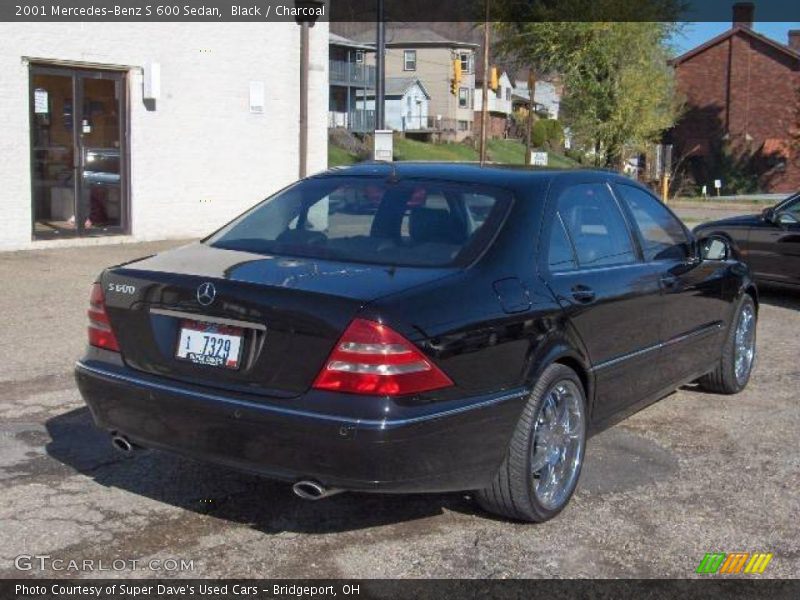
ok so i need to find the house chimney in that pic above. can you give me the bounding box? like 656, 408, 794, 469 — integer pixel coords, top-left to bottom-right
789, 30, 800, 51
732, 2, 754, 29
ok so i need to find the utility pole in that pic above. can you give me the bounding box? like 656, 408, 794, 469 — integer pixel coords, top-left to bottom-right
524, 70, 536, 165
294, 0, 323, 177
299, 19, 309, 178
375, 0, 385, 131
479, 0, 490, 166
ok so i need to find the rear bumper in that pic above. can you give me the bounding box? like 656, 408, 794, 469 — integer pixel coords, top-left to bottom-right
75, 359, 527, 493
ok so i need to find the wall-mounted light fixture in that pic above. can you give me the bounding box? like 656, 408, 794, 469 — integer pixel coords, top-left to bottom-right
143, 62, 161, 101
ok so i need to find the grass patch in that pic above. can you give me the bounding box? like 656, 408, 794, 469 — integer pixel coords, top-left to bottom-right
328, 145, 359, 167
486, 139, 525, 164
327, 135, 580, 169
393, 136, 479, 161
487, 139, 579, 168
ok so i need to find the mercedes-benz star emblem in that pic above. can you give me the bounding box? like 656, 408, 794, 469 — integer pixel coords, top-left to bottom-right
196, 282, 216, 306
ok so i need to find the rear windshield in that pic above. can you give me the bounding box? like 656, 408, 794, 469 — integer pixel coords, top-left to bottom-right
207, 177, 512, 267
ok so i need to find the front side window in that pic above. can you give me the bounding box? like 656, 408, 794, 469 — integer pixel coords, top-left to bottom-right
616, 184, 690, 261
207, 178, 512, 268
403, 50, 416, 71
557, 183, 636, 268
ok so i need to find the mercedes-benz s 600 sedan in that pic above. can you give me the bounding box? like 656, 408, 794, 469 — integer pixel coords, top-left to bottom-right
76, 163, 757, 522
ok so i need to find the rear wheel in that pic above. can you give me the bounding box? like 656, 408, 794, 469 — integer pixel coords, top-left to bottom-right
475, 363, 587, 522
698, 294, 757, 394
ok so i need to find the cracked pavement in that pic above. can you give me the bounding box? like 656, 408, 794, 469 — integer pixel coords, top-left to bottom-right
0, 238, 798, 579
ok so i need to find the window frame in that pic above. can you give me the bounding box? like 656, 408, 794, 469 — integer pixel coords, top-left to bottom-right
354, 50, 364, 64
459, 52, 471, 74
458, 86, 469, 108
539, 179, 643, 275
612, 182, 694, 263
546, 211, 579, 273
403, 50, 417, 71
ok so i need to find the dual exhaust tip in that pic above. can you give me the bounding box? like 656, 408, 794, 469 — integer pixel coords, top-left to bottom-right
111, 434, 135, 455
292, 480, 342, 501
110, 434, 342, 501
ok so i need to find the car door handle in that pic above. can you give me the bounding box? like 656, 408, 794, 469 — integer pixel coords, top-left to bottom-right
570, 285, 596, 303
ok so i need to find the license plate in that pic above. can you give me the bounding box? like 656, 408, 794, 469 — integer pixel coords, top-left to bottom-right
175, 320, 243, 369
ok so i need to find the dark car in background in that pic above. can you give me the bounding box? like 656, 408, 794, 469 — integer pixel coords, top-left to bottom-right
75, 163, 757, 522
694, 192, 800, 290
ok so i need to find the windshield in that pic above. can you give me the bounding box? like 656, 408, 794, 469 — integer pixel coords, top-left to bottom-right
206, 177, 512, 267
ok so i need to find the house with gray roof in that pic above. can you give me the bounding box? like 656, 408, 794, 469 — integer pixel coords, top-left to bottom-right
358, 77, 430, 132
351, 27, 478, 141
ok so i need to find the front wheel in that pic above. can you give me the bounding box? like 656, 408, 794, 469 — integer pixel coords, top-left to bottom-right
698, 294, 757, 394
475, 363, 587, 522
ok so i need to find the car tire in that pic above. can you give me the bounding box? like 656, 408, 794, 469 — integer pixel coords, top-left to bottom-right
475, 363, 587, 522
698, 294, 757, 394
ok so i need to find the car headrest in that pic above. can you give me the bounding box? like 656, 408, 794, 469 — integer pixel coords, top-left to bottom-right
409, 207, 465, 245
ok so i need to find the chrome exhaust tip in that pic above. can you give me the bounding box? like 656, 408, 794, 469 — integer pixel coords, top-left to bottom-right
111, 434, 134, 455
292, 480, 343, 501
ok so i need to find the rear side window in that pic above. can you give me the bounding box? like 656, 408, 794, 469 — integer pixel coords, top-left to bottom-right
556, 183, 636, 268
547, 214, 578, 271
207, 177, 512, 268
616, 184, 690, 261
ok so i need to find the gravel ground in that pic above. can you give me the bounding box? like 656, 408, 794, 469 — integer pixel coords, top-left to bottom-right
0, 240, 798, 579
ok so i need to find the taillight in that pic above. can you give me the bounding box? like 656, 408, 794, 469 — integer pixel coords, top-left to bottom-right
87, 283, 120, 352
313, 318, 453, 396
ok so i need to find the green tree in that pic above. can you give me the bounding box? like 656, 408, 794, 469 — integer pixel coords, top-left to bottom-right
494, 16, 682, 169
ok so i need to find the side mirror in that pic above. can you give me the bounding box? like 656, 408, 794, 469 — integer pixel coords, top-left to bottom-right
762, 207, 776, 223
699, 235, 731, 261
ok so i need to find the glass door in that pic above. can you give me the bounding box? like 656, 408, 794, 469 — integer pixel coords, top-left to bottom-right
30, 66, 127, 239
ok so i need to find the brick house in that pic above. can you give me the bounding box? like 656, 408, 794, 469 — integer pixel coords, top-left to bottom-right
670, 3, 800, 193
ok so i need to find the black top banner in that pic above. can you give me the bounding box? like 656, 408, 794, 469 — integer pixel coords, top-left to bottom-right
3, 0, 800, 22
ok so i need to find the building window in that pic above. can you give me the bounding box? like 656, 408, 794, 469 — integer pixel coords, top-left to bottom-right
404, 50, 416, 71
355, 50, 364, 63
505, 87, 511, 101
458, 87, 469, 108
460, 52, 473, 74
458, 120, 471, 131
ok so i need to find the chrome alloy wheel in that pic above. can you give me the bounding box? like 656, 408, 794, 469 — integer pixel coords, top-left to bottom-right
530, 379, 585, 510
734, 303, 756, 386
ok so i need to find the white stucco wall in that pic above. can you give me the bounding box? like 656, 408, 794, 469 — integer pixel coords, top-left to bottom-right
0, 22, 328, 250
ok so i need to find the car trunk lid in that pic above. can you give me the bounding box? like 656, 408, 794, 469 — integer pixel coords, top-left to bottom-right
100, 243, 455, 397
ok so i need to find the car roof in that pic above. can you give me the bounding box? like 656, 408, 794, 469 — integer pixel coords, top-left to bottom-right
313, 161, 631, 189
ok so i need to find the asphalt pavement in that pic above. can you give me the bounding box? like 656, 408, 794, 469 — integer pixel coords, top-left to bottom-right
0, 235, 798, 579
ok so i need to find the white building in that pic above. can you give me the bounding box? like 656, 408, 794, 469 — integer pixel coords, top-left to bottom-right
0, 23, 328, 251
360, 77, 430, 131
473, 71, 513, 116
513, 80, 561, 120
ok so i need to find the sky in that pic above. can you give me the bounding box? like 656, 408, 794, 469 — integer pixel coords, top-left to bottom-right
672, 22, 800, 55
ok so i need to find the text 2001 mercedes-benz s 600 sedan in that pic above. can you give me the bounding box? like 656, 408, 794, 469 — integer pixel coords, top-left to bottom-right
75, 163, 757, 522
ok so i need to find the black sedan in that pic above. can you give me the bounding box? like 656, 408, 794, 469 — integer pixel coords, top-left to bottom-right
76, 163, 757, 522
693, 192, 800, 289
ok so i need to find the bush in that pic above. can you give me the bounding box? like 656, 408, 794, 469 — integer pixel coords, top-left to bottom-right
530, 119, 564, 150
